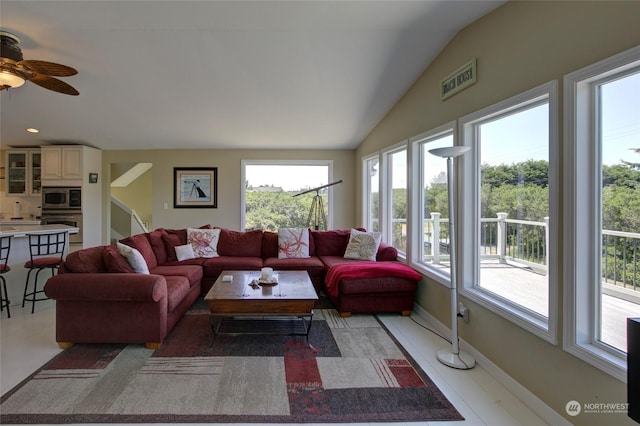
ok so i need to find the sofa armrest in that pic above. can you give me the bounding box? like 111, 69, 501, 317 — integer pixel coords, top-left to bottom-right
45, 273, 166, 303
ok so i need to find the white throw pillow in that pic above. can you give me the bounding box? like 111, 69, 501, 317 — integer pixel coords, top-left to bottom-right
187, 227, 221, 258
174, 244, 196, 261
278, 228, 310, 259
344, 228, 382, 261
116, 242, 150, 274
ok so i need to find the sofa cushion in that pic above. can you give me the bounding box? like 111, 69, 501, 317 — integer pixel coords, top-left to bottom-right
278, 228, 310, 258
63, 245, 108, 273
164, 275, 192, 313
344, 228, 382, 261
312, 228, 365, 256
262, 231, 279, 258
339, 276, 419, 295
148, 228, 168, 265
160, 229, 187, 262
117, 242, 150, 274
263, 256, 324, 273
187, 227, 221, 258
103, 245, 135, 273
120, 233, 157, 269
150, 265, 203, 288
217, 228, 263, 257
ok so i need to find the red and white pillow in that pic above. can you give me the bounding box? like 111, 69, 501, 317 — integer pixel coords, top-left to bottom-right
187, 228, 221, 258
278, 228, 310, 259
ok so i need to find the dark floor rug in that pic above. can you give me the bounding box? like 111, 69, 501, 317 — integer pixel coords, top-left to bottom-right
0, 307, 463, 424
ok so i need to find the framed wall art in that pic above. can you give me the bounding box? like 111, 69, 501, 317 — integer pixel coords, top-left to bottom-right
173, 167, 218, 208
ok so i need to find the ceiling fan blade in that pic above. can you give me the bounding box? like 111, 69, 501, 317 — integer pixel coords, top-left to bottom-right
20, 60, 77, 76
29, 74, 79, 96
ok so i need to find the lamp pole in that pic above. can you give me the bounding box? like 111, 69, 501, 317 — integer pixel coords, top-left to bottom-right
429, 146, 475, 370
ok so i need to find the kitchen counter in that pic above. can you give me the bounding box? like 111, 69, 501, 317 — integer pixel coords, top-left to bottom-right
0, 224, 79, 237
0, 220, 43, 226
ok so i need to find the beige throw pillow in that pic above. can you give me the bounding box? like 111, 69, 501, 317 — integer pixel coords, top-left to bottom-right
116, 242, 150, 274
344, 228, 382, 261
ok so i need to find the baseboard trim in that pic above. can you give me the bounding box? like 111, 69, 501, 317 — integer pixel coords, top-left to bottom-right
412, 303, 572, 426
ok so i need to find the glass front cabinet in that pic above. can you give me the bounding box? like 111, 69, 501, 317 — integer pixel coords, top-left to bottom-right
5, 150, 41, 195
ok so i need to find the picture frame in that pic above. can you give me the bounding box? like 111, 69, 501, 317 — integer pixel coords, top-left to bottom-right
174, 167, 217, 208
89, 173, 98, 184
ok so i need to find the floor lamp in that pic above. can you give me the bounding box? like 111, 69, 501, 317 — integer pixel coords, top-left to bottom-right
429, 146, 475, 370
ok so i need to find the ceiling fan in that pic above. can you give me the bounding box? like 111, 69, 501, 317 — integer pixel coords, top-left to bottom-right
0, 30, 79, 96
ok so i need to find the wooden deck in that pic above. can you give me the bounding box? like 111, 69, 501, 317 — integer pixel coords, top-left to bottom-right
479, 259, 640, 352
429, 259, 639, 351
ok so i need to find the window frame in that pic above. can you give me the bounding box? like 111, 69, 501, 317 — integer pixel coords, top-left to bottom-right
563, 45, 640, 382
458, 81, 559, 345
241, 159, 334, 231
409, 121, 457, 284
380, 140, 409, 258
362, 152, 381, 233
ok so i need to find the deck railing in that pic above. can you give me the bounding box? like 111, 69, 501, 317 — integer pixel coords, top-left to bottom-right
422, 213, 640, 289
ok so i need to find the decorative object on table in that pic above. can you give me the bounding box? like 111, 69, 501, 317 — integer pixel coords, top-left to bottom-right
88, 172, 98, 183
0, 30, 79, 95
0, 308, 463, 423
428, 145, 475, 370
173, 167, 217, 208
12, 201, 22, 219
293, 179, 342, 230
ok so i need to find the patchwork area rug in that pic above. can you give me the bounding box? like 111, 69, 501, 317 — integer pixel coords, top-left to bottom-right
0, 307, 463, 423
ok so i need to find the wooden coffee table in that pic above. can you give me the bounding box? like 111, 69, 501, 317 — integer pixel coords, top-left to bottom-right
204, 270, 319, 347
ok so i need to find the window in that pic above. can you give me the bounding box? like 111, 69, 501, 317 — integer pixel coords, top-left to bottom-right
242, 160, 332, 231
382, 143, 408, 255
362, 154, 380, 232
564, 46, 640, 381
409, 122, 456, 279
459, 81, 558, 344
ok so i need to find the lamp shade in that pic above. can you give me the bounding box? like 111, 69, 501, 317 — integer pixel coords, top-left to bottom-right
428, 146, 470, 159
0, 69, 25, 88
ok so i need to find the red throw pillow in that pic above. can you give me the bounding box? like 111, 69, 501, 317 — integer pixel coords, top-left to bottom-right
161, 229, 187, 262
312, 228, 365, 256
103, 245, 135, 273
217, 228, 263, 257
63, 246, 108, 273
119, 233, 158, 269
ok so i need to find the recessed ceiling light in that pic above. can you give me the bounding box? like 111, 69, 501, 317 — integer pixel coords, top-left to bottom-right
25, 127, 40, 133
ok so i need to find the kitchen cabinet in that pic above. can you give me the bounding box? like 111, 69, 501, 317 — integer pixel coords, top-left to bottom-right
41, 146, 83, 180
5, 150, 41, 195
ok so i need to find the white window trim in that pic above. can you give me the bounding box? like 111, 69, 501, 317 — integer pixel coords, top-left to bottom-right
563, 45, 640, 382
409, 121, 457, 286
361, 152, 380, 232
241, 159, 334, 230
380, 140, 409, 258
458, 81, 559, 345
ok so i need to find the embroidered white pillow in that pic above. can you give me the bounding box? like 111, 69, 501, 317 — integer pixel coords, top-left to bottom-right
278, 228, 310, 259
344, 228, 382, 261
174, 244, 196, 261
187, 227, 221, 258
116, 242, 150, 274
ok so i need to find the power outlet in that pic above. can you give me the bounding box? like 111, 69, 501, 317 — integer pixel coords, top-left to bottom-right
458, 302, 470, 323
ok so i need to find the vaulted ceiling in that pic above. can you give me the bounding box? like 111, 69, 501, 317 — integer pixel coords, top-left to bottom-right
1, 1, 504, 151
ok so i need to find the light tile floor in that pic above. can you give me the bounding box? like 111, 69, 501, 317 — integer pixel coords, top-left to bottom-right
0, 299, 548, 425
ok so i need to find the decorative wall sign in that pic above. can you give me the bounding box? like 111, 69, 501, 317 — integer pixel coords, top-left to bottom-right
174, 167, 218, 208
89, 173, 98, 183
440, 59, 477, 100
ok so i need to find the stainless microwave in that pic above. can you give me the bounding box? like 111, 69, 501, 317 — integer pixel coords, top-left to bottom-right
42, 187, 82, 210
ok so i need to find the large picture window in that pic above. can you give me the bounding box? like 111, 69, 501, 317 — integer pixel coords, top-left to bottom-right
242, 160, 332, 231
459, 81, 558, 344
564, 46, 640, 381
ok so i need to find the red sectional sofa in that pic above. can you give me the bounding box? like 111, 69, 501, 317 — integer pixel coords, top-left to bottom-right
44, 227, 422, 349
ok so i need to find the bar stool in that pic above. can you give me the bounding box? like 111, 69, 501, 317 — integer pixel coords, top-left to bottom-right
0, 235, 12, 318
22, 231, 67, 314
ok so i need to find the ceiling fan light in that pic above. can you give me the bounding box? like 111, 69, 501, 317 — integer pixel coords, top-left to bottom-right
0, 69, 25, 88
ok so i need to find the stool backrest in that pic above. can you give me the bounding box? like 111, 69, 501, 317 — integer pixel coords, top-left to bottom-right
27, 232, 67, 263
0, 236, 11, 270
